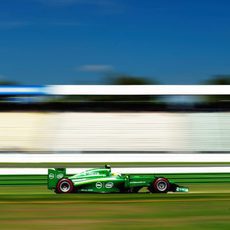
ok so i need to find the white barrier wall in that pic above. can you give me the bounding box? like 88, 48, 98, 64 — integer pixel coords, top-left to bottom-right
0, 113, 50, 151
0, 112, 229, 151
51, 113, 230, 152
52, 113, 187, 151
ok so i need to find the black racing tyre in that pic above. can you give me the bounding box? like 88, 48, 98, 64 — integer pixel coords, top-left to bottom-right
56, 179, 74, 193
148, 178, 170, 193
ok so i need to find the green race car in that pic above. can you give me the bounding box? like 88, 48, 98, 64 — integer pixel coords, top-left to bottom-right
48, 165, 188, 194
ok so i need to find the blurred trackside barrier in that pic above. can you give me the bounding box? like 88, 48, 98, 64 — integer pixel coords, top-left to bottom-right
0, 173, 230, 186
0, 85, 229, 96
0, 154, 230, 163
0, 112, 229, 152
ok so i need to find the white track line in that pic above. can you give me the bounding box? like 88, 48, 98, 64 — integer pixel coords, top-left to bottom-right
0, 154, 229, 163
0, 167, 230, 175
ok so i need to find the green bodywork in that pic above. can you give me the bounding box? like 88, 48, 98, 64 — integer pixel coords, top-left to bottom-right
48, 167, 189, 193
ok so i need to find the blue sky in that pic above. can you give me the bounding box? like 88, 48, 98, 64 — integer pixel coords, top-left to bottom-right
0, 0, 230, 84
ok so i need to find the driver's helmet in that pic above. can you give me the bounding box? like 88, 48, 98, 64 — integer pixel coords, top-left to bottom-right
105, 164, 111, 169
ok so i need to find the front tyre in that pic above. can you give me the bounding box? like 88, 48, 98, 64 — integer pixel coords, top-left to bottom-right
56, 179, 74, 193
148, 178, 170, 193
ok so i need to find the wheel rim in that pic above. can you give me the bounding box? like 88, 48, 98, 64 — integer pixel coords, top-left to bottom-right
157, 181, 167, 191
60, 181, 71, 192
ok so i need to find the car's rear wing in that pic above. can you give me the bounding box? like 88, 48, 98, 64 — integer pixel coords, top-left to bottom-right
48, 168, 66, 190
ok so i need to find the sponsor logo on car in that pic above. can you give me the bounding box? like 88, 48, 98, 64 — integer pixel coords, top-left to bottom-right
96, 182, 103, 189
57, 173, 64, 179
80, 189, 94, 192
105, 182, 114, 189
49, 173, 55, 179
130, 181, 146, 184
81, 171, 100, 176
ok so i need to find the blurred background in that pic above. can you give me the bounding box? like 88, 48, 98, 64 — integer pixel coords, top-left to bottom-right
1, 1, 230, 84
0, 74, 229, 153
0, 1, 230, 229
0, 0, 229, 162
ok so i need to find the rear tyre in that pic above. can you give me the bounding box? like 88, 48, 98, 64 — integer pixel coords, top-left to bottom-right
148, 178, 170, 193
56, 179, 74, 193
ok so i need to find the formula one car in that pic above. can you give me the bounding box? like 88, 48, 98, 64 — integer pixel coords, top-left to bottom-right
48, 165, 188, 194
